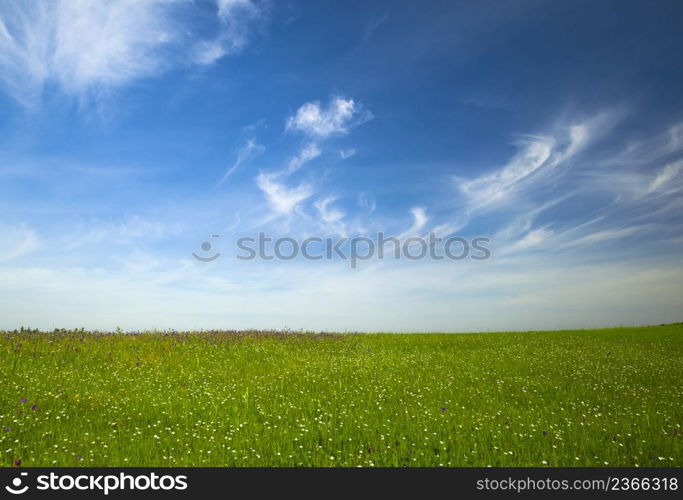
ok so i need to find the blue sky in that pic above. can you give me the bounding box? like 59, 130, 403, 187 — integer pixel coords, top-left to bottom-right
0, 0, 682, 331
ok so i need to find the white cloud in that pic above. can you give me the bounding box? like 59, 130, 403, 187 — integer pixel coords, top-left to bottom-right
456, 114, 611, 214
508, 227, 554, 252
0, 223, 39, 262
569, 226, 642, 246
286, 96, 373, 137
396, 207, 429, 240
256, 172, 312, 216
315, 198, 344, 223
191, 39, 229, 66
408, 207, 428, 233
286, 143, 321, 174
252, 95, 372, 217
459, 136, 555, 209
340, 148, 356, 159
251, 143, 320, 214
192, 0, 264, 65
315, 197, 346, 236
0, 0, 264, 105
647, 159, 683, 194
216, 138, 264, 187
60, 215, 184, 253
257, 95, 371, 215
0, 0, 178, 105
601, 120, 683, 168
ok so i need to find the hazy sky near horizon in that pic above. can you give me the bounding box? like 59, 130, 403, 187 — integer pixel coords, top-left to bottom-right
0, 0, 682, 332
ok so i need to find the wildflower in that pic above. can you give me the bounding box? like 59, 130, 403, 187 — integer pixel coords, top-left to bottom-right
31, 404, 39, 411
3, 427, 10, 432
13, 459, 22, 467
19, 398, 27, 404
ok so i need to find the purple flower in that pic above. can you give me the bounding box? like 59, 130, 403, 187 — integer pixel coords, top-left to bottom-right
543, 431, 548, 436
441, 407, 447, 412
19, 398, 28, 404
13, 458, 22, 467
30, 404, 39, 411
3, 427, 10, 432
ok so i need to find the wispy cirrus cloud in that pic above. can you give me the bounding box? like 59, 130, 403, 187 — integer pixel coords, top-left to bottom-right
314, 197, 347, 237
601, 120, 683, 168
458, 135, 555, 210
506, 227, 554, 252
255, 172, 312, 217
402, 207, 429, 236
252, 141, 319, 219
485, 119, 683, 260
216, 138, 264, 187
0, 0, 265, 106
286, 142, 321, 174
456, 112, 619, 215
0, 0, 178, 105
0, 223, 39, 263
339, 148, 356, 159
647, 159, 683, 195
192, 0, 266, 65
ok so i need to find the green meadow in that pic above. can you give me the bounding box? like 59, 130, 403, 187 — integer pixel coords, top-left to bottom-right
1, 325, 681, 467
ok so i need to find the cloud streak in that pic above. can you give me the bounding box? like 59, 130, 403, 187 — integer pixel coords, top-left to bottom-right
216, 139, 264, 187
0, 223, 39, 262
647, 159, 683, 195
286, 143, 321, 174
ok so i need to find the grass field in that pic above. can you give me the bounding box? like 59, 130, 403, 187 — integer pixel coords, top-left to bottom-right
1, 325, 681, 467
